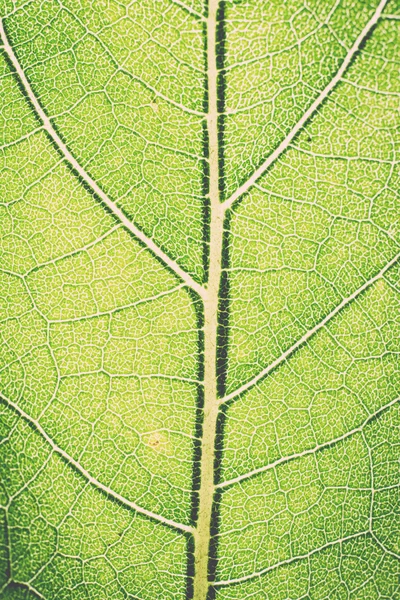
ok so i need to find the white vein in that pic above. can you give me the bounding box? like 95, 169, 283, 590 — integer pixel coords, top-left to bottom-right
0, 0, 398, 592
217, 395, 400, 489
45, 284, 187, 324
222, 0, 390, 211
213, 531, 368, 586
0, 393, 193, 534
170, 0, 206, 21
371, 531, 400, 560
0, 18, 206, 300
221, 251, 400, 403
55, 1, 205, 116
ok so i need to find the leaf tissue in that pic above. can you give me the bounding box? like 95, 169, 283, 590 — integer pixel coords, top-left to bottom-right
0, 0, 400, 598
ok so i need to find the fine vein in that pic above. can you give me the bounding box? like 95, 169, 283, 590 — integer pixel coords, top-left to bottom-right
212, 531, 368, 587
1, 393, 193, 534
217, 395, 400, 489
0, 17, 205, 300
0, 0, 397, 596
222, 0, 389, 210
221, 251, 400, 404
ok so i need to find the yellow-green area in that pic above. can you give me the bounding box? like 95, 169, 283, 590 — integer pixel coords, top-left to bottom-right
2, 0, 206, 280
0, 22, 199, 596
215, 536, 400, 599
216, 274, 400, 589
226, 17, 400, 392
1, 0, 400, 599
0, 404, 188, 600
221, 270, 400, 481
221, 0, 392, 197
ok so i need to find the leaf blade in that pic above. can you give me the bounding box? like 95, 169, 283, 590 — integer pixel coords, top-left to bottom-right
1, 1, 400, 598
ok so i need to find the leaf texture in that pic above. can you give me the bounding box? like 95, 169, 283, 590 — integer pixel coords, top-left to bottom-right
0, 1, 399, 599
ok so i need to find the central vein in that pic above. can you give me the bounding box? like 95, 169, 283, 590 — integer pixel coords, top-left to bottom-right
192, 0, 224, 598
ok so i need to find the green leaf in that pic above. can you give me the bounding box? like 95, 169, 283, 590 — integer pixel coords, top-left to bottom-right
0, 1, 399, 599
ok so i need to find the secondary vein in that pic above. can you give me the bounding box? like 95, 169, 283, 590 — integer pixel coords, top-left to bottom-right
221, 250, 400, 404
212, 531, 368, 587
0, 17, 206, 300
222, 0, 390, 211
0, 393, 194, 534
217, 395, 400, 489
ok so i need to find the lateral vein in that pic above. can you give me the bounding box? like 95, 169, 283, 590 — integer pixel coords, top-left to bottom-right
0, 18, 206, 300
212, 531, 368, 586
221, 251, 400, 404
222, 0, 390, 211
217, 396, 400, 489
0, 393, 194, 534
169, 0, 206, 21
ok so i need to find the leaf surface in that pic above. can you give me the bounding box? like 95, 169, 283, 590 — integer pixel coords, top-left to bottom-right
0, 1, 399, 599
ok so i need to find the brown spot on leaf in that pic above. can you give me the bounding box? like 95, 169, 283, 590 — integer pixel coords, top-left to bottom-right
146, 431, 169, 453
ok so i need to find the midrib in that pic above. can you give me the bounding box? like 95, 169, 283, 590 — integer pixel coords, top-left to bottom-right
191, 0, 394, 595
192, 0, 223, 598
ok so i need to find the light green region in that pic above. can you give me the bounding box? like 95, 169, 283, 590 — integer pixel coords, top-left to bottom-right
40, 374, 197, 523
0, 133, 54, 207
0, 61, 199, 530
0, 133, 115, 275
58, 0, 205, 108
0, 223, 198, 524
0, 404, 188, 599
217, 401, 400, 584
226, 200, 397, 388
226, 267, 341, 390
222, 0, 380, 197
26, 227, 186, 320
226, 17, 400, 391
3, 0, 207, 280
222, 274, 400, 481
0, 1, 400, 598
215, 536, 400, 599
0, 51, 39, 146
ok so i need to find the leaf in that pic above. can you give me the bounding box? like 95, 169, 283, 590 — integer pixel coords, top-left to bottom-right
0, 0, 399, 599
